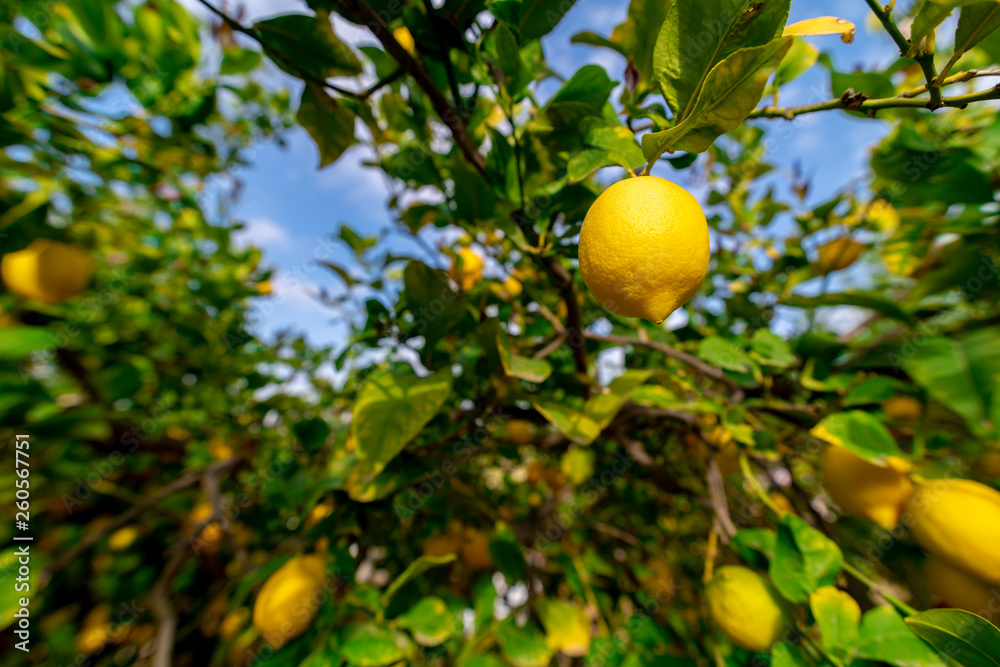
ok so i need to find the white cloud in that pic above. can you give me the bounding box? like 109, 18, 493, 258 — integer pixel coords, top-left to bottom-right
233, 217, 291, 249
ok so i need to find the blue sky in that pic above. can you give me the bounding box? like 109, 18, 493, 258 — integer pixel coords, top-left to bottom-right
184, 0, 905, 348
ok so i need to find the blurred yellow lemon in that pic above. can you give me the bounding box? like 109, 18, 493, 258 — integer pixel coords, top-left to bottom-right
449, 248, 483, 291
393, 27, 415, 55
579, 176, 709, 323
907, 478, 1000, 584
189, 503, 224, 554
253, 554, 327, 647
705, 566, 790, 652
816, 236, 865, 272
822, 446, 913, 528
460, 527, 493, 570
2, 240, 93, 304
219, 607, 251, 640
882, 395, 923, 421
506, 419, 534, 445
926, 556, 1000, 615
108, 526, 140, 552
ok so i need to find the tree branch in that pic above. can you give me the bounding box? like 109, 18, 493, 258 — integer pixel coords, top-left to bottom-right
344, 0, 487, 178
750, 83, 1000, 119
585, 332, 746, 403
863, 0, 943, 107
40, 456, 244, 586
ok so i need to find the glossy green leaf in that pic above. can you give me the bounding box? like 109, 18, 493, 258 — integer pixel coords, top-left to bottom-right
953, 2, 1000, 59
533, 401, 602, 445
809, 410, 904, 464
584, 369, 653, 430
352, 368, 453, 478
911, 0, 983, 53
498, 621, 554, 667
810, 586, 861, 666
644, 37, 793, 157
902, 337, 987, 434
906, 609, 1000, 667
751, 329, 795, 368
339, 624, 414, 666
382, 554, 456, 606
782, 290, 912, 323
856, 606, 949, 667
770, 513, 843, 603
498, 331, 552, 383
396, 596, 455, 646
0, 327, 52, 360
653, 0, 790, 117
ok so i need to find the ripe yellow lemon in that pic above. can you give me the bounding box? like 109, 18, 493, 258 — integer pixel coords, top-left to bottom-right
705, 566, 790, 652
926, 557, 1000, 615
906, 478, 1000, 584
253, 554, 327, 647
449, 248, 483, 291
822, 446, 914, 528
506, 419, 534, 445
1, 240, 93, 304
460, 527, 493, 570
816, 236, 865, 273
579, 176, 709, 323
882, 395, 923, 421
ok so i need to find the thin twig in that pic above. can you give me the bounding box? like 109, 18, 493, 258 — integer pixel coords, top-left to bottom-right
585, 332, 745, 402
750, 83, 1000, 119
150, 549, 189, 667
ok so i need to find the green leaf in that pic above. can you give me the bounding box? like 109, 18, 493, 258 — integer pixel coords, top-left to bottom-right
464, 655, 507, 667
769, 514, 843, 604
220, 47, 262, 75
519, 0, 578, 40
533, 401, 602, 445
352, 368, 453, 478
911, 0, 984, 54
856, 606, 949, 667
809, 411, 904, 464
653, 0, 790, 118
254, 12, 362, 79
560, 447, 595, 485
730, 528, 777, 569
292, 417, 331, 451
906, 609, 1000, 667
584, 369, 653, 430
581, 119, 645, 171
494, 24, 521, 85
810, 586, 861, 666
0, 547, 38, 631
498, 331, 552, 383
644, 37, 793, 157
818, 52, 897, 101
782, 290, 912, 324
396, 596, 456, 646
750, 329, 795, 368
498, 620, 554, 667
297, 83, 357, 168
953, 2, 1000, 59
0, 327, 51, 360
339, 624, 414, 666
697, 336, 754, 373
771, 642, 812, 667
340, 226, 378, 254
382, 554, 457, 606
567, 148, 617, 183
902, 337, 987, 434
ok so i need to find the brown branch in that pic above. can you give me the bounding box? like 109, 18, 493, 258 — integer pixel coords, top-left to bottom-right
585, 332, 746, 403
150, 549, 188, 667
40, 456, 244, 586
344, 0, 487, 178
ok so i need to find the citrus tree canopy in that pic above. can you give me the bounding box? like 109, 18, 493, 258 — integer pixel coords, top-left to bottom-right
3, 0, 1000, 666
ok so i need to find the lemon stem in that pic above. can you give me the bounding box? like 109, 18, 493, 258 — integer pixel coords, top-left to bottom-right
739, 452, 783, 516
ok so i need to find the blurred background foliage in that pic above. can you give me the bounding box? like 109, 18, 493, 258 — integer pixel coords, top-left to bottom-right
1, 0, 1000, 666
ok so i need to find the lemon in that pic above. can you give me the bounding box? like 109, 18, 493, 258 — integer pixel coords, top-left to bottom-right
1, 240, 93, 304
579, 176, 709, 323
189, 503, 224, 554
253, 554, 327, 647
882, 395, 923, 421
926, 557, 1000, 615
393, 27, 416, 55
75, 605, 113, 655
906, 478, 1000, 584
705, 566, 791, 652
108, 525, 141, 551
421, 532, 462, 558
640, 560, 674, 601
822, 446, 914, 528
506, 419, 534, 445
816, 236, 865, 273
449, 248, 483, 291
460, 527, 493, 570
219, 607, 251, 640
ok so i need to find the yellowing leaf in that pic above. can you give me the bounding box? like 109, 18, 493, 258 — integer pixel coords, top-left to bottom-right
783, 17, 856, 43
535, 600, 591, 657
